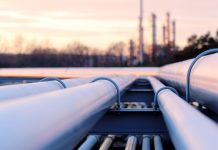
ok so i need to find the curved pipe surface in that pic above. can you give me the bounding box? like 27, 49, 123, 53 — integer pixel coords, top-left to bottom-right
91, 77, 121, 109
0, 75, 136, 150
0, 75, 114, 102
158, 53, 218, 114
147, 77, 218, 150
186, 48, 218, 102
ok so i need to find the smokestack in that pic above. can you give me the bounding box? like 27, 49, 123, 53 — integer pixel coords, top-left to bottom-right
151, 13, 157, 62
172, 20, 176, 50
166, 12, 170, 46
138, 0, 144, 65
129, 39, 135, 66
162, 25, 166, 46
151, 13, 157, 48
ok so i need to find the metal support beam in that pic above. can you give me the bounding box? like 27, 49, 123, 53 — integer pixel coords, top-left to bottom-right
90, 110, 167, 134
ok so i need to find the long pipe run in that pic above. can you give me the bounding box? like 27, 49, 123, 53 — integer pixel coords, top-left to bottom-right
0, 75, 114, 102
0, 75, 136, 150
147, 77, 218, 150
158, 53, 218, 114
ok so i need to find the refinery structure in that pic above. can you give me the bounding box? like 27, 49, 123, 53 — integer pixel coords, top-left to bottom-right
0, 0, 218, 148
129, 0, 177, 65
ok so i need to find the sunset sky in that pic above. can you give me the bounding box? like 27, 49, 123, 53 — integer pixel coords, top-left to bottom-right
0, 0, 218, 52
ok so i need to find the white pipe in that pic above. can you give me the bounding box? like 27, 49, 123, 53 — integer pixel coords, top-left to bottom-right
0, 75, 114, 102
158, 53, 218, 114
125, 136, 137, 150
0, 75, 136, 150
78, 135, 100, 150
147, 77, 218, 150
99, 135, 115, 150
